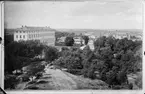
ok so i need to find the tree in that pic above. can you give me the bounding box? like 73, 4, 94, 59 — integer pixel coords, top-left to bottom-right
106, 70, 117, 87
81, 45, 94, 61
105, 36, 116, 51
44, 46, 59, 62
65, 36, 74, 46
82, 36, 89, 45
85, 63, 96, 79
94, 36, 106, 50
117, 69, 128, 85
5, 40, 45, 74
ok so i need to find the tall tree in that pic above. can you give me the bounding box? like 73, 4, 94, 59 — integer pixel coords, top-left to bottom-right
65, 36, 74, 46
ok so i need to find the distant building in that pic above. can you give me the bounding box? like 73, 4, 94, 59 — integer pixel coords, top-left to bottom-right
58, 36, 66, 42
74, 36, 83, 44
84, 32, 95, 40
6, 26, 56, 45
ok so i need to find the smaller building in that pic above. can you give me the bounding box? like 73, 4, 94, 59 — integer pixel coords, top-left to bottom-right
74, 36, 83, 44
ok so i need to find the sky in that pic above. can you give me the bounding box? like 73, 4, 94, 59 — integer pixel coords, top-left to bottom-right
4, 0, 143, 29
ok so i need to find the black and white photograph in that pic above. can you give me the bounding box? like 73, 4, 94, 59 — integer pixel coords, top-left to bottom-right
3, 0, 143, 91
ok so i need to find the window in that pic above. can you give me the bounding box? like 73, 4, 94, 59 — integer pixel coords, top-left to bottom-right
23, 31, 25, 33
23, 35, 25, 39
20, 35, 22, 38
20, 31, 21, 33
16, 31, 18, 33
16, 35, 18, 38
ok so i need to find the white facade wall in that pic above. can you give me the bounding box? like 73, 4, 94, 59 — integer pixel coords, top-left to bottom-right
14, 31, 28, 41
13, 27, 55, 46
39, 31, 55, 46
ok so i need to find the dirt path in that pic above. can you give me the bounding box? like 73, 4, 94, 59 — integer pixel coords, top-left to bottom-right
15, 82, 28, 90
42, 66, 108, 90
127, 72, 141, 89
44, 68, 77, 90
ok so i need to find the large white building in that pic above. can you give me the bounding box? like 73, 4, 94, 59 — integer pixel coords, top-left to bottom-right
13, 26, 56, 45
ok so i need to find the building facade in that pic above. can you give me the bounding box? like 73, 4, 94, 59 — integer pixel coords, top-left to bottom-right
12, 26, 56, 45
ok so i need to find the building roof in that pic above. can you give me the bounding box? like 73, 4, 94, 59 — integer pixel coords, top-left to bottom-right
15, 26, 57, 32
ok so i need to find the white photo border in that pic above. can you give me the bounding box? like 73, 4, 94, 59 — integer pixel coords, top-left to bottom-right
0, 0, 144, 94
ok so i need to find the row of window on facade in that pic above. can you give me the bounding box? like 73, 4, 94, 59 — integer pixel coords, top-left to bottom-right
29, 34, 39, 38
16, 35, 25, 39
16, 34, 40, 39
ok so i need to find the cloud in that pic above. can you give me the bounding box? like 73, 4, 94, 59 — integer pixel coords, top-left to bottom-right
4, 1, 142, 29
116, 12, 125, 16
97, 2, 107, 5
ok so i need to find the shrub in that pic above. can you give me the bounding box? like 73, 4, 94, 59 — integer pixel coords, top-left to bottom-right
22, 76, 30, 82
128, 83, 133, 89
36, 72, 43, 79
26, 64, 45, 82
4, 74, 19, 89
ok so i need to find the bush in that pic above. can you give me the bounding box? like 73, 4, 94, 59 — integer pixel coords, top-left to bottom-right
22, 76, 30, 82
67, 69, 82, 75
4, 74, 20, 89
36, 72, 43, 79
26, 64, 45, 82
128, 83, 133, 89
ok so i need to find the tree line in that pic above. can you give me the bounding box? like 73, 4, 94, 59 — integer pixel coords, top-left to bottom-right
49, 36, 142, 89
5, 40, 46, 74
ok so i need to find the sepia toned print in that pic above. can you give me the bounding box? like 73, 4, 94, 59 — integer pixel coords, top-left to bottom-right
4, 0, 142, 90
